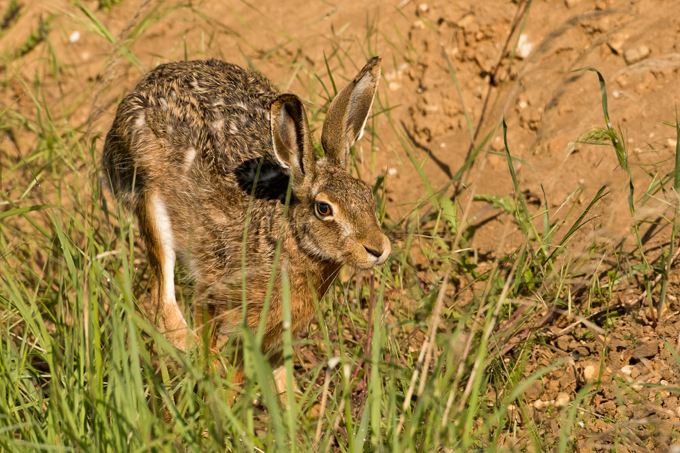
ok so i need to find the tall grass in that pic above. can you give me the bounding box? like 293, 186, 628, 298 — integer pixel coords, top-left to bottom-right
1, 1, 680, 452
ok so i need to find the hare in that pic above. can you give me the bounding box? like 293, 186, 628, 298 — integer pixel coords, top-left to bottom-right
102, 57, 390, 396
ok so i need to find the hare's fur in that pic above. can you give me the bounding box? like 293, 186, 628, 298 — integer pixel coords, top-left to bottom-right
103, 58, 389, 364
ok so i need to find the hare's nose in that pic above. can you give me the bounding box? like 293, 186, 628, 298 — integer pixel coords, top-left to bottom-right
364, 245, 383, 259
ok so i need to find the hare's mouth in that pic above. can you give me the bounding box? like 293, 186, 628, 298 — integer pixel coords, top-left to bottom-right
354, 241, 390, 269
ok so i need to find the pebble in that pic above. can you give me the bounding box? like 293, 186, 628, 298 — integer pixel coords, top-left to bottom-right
668, 138, 678, 149
516, 34, 533, 60
69, 31, 81, 43
623, 45, 650, 65
582, 364, 596, 380
607, 34, 627, 55
533, 399, 550, 409
554, 393, 570, 407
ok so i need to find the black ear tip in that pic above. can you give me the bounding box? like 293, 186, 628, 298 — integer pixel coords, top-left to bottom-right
365, 56, 381, 70
354, 57, 381, 83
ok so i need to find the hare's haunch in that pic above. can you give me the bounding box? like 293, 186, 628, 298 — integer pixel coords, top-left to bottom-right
103, 57, 389, 363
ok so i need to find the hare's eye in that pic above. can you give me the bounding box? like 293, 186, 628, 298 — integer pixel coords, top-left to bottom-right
316, 202, 332, 217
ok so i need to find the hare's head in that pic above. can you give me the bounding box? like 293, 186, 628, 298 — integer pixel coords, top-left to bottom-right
270, 57, 390, 270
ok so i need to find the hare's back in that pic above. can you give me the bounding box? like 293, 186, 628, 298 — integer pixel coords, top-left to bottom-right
103, 60, 280, 201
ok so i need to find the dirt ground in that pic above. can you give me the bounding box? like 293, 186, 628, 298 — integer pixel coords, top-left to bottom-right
3, 0, 680, 449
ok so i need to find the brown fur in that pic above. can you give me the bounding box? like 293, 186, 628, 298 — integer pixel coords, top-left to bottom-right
102, 57, 389, 378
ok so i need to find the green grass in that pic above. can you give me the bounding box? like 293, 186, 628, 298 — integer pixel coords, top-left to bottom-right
2, 1, 680, 452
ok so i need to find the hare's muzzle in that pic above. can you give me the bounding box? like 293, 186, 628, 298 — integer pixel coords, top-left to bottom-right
361, 234, 391, 268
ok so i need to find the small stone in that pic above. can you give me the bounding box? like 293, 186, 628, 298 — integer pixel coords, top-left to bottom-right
516, 34, 533, 60
623, 45, 651, 65
555, 392, 570, 407
417, 3, 429, 13
630, 366, 641, 379
621, 365, 633, 375
583, 364, 596, 380
632, 341, 659, 359
413, 20, 425, 30
533, 399, 550, 410
69, 31, 81, 43
388, 81, 402, 91
668, 138, 678, 149
607, 34, 627, 55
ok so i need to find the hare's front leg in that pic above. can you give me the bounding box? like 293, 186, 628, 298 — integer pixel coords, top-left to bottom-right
137, 191, 197, 351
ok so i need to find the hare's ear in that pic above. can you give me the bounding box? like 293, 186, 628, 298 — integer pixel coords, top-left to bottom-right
271, 94, 316, 186
321, 56, 381, 168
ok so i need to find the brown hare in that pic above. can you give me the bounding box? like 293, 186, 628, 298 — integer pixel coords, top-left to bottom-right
102, 56, 390, 398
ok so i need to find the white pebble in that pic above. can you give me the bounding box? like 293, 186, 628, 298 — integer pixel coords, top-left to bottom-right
554, 393, 570, 407
516, 34, 533, 59
69, 31, 81, 43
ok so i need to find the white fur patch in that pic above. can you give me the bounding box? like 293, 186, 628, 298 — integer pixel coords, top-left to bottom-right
213, 119, 224, 131
184, 147, 196, 169
159, 97, 168, 111
135, 112, 145, 128
151, 193, 176, 304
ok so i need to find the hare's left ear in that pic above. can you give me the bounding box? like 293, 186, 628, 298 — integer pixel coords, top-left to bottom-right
271, 94, 316, 187
321, 57, 381, 168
